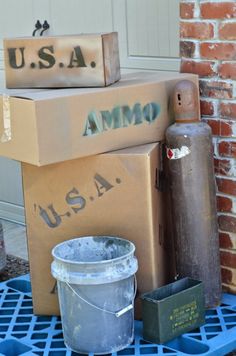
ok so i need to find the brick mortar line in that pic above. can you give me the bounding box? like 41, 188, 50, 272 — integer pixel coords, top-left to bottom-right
181, 58, 218, 62
182, 60, 236, 66
217, 137, 236, 142
220, 99, 236, 103
217, 192, 236, 199
220, 248, 236, 253
181, 38, 236, 42
199, 80, 236, 86
182, 0, 236, 3
180, 19, 220, 23
216, 192, 236, 203
217, 209, 236, 216
218, 210, 236, 218
182, 63, 236, 84
214, 159, 236, 167
201, 98, 220, 102
219, 229, 236, 236
217, 212, 236, 219
215, 175, 236, 181
202, 116, 236, 120
214, 157, 236, 162
199, 77, 236, 82
180, 20, 236, 24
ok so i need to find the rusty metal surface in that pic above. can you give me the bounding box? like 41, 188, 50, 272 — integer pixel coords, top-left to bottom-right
166, 122, 222, 308
165, 80, 222, 308
173, 80, 200, 123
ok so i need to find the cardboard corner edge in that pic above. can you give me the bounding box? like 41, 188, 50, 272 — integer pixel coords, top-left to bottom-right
0, 94, 40, 165
102, 32, 121, 86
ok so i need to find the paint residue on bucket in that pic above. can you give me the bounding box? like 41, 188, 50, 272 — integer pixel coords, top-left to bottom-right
51, 236, 138, 355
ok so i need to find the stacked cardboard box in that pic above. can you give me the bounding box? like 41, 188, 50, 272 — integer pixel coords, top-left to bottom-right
4, 33, 120, 88
0, 33, 199, 318
22, 143, 172, 317
0, 71, 197, 165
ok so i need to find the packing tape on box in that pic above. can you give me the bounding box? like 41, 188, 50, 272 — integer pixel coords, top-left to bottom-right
1, 94, 11, 143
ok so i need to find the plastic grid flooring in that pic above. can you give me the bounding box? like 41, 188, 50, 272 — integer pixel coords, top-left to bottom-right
0, 275, 235, 355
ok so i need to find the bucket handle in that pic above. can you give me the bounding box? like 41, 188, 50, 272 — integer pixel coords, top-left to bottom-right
65, 275, 137, 318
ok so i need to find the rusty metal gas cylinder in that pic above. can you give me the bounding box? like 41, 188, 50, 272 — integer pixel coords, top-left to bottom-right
165, 80, 222, 308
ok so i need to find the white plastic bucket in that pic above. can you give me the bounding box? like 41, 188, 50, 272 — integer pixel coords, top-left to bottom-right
51, 236, 138, 354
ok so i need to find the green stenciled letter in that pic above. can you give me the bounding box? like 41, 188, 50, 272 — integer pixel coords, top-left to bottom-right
68, 46, 87, 68
8, 47, 25, 69
111, 106, 122, 129
83, 111, 102, 136
38, 204, 62, 228
122, 103, 143, 126
143, 102, 160, 123
65, 187, 86, 213
111, 103, 143, 128
101, 110, 113, 131
38, 46, 55, 69
94, 173, 114, 197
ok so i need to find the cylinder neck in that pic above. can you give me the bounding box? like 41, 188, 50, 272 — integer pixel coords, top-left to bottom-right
175, 118, 199, 124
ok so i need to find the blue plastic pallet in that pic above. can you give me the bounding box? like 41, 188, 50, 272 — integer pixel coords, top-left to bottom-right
0, 275, 235, 356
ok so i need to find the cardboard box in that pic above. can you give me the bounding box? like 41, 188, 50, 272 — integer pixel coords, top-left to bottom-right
4, 33, 120, 88
22, 143, 173, 318
0, 72, 198, 166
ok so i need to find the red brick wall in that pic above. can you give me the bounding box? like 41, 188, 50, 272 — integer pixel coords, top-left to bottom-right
180, 1, 236, 293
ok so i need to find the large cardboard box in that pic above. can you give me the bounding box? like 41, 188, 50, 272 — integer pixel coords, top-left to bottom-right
22, 143, 173, 318
4, 33, 120, 88
0, 72, 198, 166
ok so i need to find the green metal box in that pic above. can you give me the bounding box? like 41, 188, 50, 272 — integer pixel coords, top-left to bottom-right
141, 278, 205, 344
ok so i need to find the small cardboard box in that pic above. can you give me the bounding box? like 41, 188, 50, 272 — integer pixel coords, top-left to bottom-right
0, 72, 198, 166
141, 278, 205, 344
22, 142, 173, 318
4, 33, 120, 88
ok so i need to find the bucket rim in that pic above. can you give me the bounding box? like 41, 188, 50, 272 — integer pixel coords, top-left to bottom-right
51, 235, 136, 265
